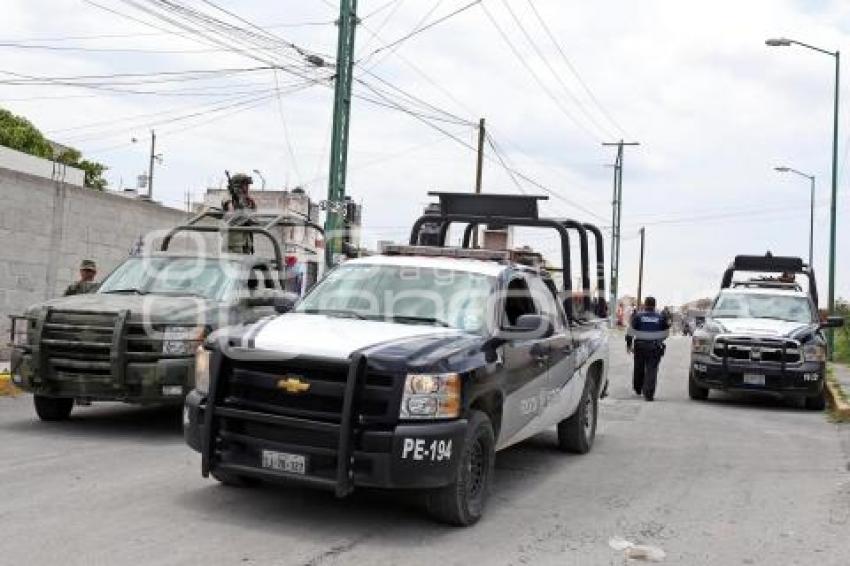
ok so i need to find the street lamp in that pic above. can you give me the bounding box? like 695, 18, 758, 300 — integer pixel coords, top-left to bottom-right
767, 36, 840, 358
252, 168, 267, 191
774, 166, 815, 268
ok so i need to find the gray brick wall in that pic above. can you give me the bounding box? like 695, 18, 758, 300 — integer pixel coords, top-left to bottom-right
0, 167, 189, 359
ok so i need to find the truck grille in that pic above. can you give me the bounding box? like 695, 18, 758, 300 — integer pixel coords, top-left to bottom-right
222, 359, 397, 425
42, 310, 117, 378
39, 309, 181, 384
713, 337, 801, 364
211, 357, 399, 486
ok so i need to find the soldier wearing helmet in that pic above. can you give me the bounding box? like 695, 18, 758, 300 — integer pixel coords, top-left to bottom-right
64, 259, 99, 296
222, 172, 257, 254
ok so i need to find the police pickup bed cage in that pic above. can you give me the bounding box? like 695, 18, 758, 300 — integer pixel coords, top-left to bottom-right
7, 207, 321, 420
688, 253, 843, 408
186, 192, 610, 525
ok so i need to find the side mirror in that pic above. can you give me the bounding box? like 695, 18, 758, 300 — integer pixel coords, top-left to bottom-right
514, 314, 555, 338
821, 315, 844, 329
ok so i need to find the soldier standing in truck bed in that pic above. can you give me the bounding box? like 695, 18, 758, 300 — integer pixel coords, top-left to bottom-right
222, 172, 257, 254
64, 259, 99, 296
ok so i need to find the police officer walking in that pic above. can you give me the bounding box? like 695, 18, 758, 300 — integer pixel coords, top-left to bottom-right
64, 259, 99, 296
625, 296, 670, 401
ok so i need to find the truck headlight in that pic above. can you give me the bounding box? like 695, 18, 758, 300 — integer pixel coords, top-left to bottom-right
400, 372, 461, 420
194, 345, 211, 394
692, 336, 712, 355
162, 326, 204, 355
802, 344, 827, 362
11, 317, 30, 347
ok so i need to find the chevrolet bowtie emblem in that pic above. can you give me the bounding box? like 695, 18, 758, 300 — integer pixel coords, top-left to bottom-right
277, 376, 310, 394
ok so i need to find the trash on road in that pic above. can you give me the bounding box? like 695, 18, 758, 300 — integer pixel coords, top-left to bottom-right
608, 536, 666, 562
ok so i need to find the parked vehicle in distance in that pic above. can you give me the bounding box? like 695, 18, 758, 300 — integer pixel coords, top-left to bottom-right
184, 193, 610, 525
8, 210, 317, 421
689, 254, 843, 409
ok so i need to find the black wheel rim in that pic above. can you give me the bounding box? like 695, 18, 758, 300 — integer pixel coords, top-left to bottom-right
467, 438, 486, 498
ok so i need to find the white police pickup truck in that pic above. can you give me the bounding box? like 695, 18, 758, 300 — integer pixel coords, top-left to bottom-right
184, 193, 610, 525
689, 254, 843, 409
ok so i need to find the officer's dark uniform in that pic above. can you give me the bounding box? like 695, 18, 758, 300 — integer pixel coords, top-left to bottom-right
626, 307, 671, 401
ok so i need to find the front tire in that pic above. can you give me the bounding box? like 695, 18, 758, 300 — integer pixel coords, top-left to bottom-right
427, 410, 495, 526
557, 375, 597, 454
33, 395, 74, 421
688, 372, 709, 401
211, 469, 259, 488
804, 390, 826, 411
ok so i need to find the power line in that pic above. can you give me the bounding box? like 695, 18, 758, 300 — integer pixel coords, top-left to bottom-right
359, 0, 443, 69
479, 2, 601, 143
524, 0, 630, 139
355, 0, 408, 58
272, 68, 303, 185
497, 0, 615, 140
360, 0, 481, 62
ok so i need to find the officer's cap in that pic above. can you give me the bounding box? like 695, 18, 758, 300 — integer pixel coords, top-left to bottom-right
80, 259, 97, 271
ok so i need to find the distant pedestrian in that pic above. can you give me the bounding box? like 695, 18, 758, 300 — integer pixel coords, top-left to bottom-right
64, 259, 99, 296
626, 296, 670, 401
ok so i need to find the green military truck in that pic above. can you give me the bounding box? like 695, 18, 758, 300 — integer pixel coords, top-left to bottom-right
8, 210, 320, 421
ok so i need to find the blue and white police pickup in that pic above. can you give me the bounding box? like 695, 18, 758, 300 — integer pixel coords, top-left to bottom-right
184, 248, 609, 525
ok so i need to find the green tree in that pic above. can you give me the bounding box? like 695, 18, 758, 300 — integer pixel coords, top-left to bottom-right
0, 107, 107, 190
0, 108, 53, 159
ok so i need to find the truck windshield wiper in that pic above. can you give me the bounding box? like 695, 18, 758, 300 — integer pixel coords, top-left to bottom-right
101, 289, 147, 295
301, 308, 366, 320
390, 315, 450, 327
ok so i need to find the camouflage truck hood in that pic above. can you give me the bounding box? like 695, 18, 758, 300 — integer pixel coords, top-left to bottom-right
25, 293, 224, 325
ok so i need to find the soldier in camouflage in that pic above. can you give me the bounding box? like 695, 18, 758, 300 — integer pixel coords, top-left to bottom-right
222, 172, 257, 254
64, 259, 99, 296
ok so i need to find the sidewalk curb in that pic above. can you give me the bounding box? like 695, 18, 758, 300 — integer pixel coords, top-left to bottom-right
0, 372, 21, 397
825, 374, 850, 421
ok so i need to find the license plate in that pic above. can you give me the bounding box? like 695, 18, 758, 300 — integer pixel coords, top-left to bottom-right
261, 450, 306, 475
743, 373, 765, 386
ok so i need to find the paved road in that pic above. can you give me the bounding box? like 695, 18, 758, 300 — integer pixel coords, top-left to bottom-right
2, 336, 849, 565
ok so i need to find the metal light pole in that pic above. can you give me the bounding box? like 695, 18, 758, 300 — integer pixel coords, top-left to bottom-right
637, 227, 646, 307
324, 0, 359, 268
774, 166, 815, 268
252, 169, 267, 191
603, 140, 640, 326
766, 37, 840, 358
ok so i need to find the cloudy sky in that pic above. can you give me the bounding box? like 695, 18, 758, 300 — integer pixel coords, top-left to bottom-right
3, 0, 850, 306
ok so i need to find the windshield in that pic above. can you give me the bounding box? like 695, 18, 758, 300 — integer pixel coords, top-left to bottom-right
98, 257, 239, 301
712, 292, 814, 323
296, 263, 496, 333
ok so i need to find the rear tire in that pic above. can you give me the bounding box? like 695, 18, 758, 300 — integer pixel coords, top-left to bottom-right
33, 395, 73, 421
804, 390, 826, 411
557, 375, 597, 454
427, 410, 495, 526
688, 372, 709, 401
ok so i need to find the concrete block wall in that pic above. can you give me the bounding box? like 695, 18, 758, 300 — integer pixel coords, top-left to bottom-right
0, 165, 189, 359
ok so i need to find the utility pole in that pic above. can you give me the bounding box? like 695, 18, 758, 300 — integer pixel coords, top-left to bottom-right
324, 0, 359, 268
602, 140, 640, 326
637, 227, 645, 306
472, 117, 486, 248
147, 129, 156, 199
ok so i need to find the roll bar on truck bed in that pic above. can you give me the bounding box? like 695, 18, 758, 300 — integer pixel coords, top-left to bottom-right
408, 192, 607, 320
